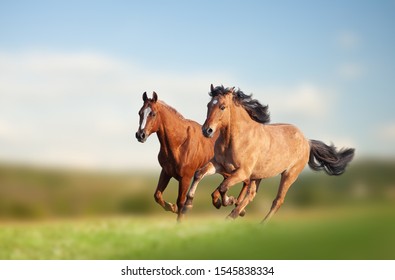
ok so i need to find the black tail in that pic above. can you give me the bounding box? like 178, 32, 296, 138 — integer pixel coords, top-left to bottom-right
308, 140, 355, 176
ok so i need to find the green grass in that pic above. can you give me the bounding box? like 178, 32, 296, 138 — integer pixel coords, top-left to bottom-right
1, 204, 394, 260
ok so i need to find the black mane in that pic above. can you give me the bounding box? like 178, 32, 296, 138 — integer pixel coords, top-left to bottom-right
209, 85, 270, 124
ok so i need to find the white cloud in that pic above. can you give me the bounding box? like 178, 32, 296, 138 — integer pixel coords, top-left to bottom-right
0, 50, 233, 170
334, 30, 365, 81
0, 120, 14, 140
256, 83, 334, 120
0, 50, 362, 169
338, 63, 365, 80
378, 123, 395, 141
336, 30, 360, 50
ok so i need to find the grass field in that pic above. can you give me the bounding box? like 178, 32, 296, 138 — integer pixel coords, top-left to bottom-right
0, 161, 394, 260
1, 203, 394, 260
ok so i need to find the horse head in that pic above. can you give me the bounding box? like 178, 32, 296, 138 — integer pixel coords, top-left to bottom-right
202, 85, 235, 138
136, 91, 159, 143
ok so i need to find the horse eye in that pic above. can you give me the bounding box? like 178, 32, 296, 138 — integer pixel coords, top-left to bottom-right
150, 111, 156, 117
220, 105, 225, 110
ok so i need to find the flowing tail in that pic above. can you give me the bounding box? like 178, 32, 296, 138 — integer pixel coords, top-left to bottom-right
308, 140, 355, 176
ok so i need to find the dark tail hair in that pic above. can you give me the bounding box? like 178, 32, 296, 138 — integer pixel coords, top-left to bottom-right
308, 140, 355, 176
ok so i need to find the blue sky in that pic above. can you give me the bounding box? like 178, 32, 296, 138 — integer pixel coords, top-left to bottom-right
0, 1, 394, 170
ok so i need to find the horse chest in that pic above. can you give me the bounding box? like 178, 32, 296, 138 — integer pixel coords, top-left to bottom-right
158, 150, 177, 173
215, 152, 238, 173
158, 148, 187, 179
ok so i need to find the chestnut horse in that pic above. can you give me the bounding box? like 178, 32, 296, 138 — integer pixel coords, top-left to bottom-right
135, 91, 219, 221
189, 85, 355, 223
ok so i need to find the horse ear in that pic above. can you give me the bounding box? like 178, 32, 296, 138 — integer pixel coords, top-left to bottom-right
142, 92, 148, 101
152, 91, 158, 102
230, 86, 235, 93
210, 84, 215, 93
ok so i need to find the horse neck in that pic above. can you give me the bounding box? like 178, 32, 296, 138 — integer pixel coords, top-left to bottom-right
220, 103, 254, 147
156, 103, 189, 151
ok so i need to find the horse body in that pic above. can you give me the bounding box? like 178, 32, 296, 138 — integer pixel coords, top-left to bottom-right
136, 92, 216, 221
156, 114, 208, 179
193, 85, 354, 223
250, 124, 309, 180
215, 118, 310, 180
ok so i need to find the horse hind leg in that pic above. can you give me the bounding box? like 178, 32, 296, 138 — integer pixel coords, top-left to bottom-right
261, 169, 301, 224
235, 181, 249, 211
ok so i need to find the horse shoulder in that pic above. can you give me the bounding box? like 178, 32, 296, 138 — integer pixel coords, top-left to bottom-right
176, 123, 206, 175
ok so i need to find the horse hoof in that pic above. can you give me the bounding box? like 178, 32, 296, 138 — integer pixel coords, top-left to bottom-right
177, 213, 185, 223
225, 215, 235, 221
227, 211, 238, 220
164, 202, 178, 213
222, 196, 236, 207
185, 199, 193, 207
239, 209, 246, 217
213, 199, 222, 209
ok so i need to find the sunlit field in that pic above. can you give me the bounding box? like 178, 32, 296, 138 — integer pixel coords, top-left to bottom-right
0, 160, 394, 260
1, 204, 394, 260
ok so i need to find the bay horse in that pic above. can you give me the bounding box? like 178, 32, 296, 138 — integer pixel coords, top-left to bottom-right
188, 85, 355, 223
135, 91, 221, 221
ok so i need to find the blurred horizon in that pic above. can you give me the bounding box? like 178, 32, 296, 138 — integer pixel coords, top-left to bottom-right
0, 158, 393, 221
1, 1, 395, 170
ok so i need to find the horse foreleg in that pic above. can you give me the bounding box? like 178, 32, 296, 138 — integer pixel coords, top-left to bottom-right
233, 180, 251, 217
236, 181, 249, 206
176, 176, 193, 222
218, 169, 248, 207
228, 179, 261, 219
153, 169, 176, 213
183, 161, 217, 214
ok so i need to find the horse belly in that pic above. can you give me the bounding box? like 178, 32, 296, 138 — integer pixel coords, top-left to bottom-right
251, 162, 286, 179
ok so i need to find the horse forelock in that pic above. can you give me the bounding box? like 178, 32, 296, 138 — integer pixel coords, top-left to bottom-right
209, 85, 233, 97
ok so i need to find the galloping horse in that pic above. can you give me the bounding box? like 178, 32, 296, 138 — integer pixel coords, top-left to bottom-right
135, 91, 219, 221
188, 85, 355, 223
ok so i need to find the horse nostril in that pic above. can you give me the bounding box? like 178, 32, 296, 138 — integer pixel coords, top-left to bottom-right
136, 131, 146, 141
203, 127, 214, 138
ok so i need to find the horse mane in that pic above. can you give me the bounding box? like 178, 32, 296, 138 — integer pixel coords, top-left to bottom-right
209, 85, 270, 124
158, 100, 186, 120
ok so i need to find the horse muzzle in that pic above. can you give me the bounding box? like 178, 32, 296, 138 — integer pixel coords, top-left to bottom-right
202, 126, 214, 138
135, 130, 147, 143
